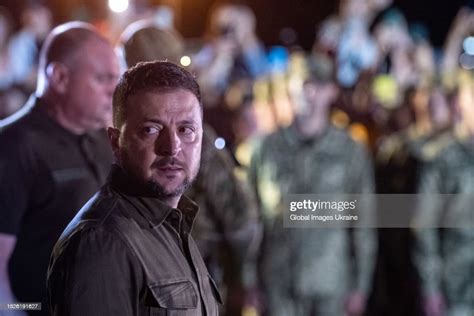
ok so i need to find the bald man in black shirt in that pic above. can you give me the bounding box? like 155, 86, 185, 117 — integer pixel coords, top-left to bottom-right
0, 22, 119, 316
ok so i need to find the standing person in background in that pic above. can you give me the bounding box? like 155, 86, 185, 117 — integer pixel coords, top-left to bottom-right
0, 22, 119, 316
8, 3, 52, 93
414, 73, 474, 316
249, 56, 376, 316
0, 5, 27, 120
192, 3, 268, 107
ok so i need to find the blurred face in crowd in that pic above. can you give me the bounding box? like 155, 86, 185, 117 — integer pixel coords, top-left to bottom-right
0, 15, 9, 47
23, 5, 52, 40
340, 0, 370, 19
211, 4, 256, 49
291, 79, 337, 118
111, 89, 203, 200
458, 82, 474, 134
290, 79, 338, 136
429, 87, 451, 129
62, 38, 119, 130
375, 22, 412, 52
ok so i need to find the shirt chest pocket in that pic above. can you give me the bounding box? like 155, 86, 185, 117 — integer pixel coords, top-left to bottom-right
147, 278, 199, 316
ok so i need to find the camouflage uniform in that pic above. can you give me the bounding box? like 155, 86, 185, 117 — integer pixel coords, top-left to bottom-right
186, 124, 261, 314
372, 127, 453, 316
249, 125, 376, 316
414, 139, 474, 316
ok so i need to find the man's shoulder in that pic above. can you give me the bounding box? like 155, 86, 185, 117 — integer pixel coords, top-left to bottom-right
0, 108, 57, 156
0, 112, 36, 141
431, 140, 471, 168
47, 189, 139, 279
58, 186, 132, 242
327, 125, 358, 144
258, 127, 290, 151
0, 113, 44, 166
320, 126, 365, 156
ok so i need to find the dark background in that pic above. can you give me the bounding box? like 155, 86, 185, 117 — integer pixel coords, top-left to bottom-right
2, 0, 472, 49
179, 0, 472, 49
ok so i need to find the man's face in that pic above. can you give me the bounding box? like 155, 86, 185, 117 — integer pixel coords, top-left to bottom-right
64, 39, 120, 130
291, 80, 336, 119
111, 89, 203, 198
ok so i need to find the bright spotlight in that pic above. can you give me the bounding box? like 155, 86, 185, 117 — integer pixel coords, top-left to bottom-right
214, 137, 226, 150
180, 55, 192, 67
108, 0, 129, 13
462, 36, 474, 55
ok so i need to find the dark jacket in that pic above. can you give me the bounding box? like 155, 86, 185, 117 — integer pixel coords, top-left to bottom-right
47, 165, 222, 316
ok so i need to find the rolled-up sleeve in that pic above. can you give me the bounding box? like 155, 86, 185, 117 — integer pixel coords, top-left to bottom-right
47, 227, 143, 316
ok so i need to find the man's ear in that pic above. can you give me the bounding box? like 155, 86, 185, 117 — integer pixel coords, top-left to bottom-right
46, 62, 70, 94
107, 127, 121, 161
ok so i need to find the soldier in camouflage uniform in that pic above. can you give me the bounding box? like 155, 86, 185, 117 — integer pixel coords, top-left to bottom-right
249, 59, 376, 316
372, 85, 454, 316
414, 137, 474, 316
414, 79, 474, 316
186, 124, 261, 312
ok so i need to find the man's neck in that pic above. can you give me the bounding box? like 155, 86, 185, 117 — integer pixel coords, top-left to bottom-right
162, 196, 180, 209
111, 164, 183, 209
295, 110, 329, 138
40, 95, 85, 135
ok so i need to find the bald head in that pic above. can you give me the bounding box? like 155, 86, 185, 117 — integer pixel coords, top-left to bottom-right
35, 21, 120, 134
36, 22, 111, 94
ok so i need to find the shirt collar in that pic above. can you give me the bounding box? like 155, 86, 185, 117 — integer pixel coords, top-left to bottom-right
284, 124, 333, 147
108, 164, 199, 231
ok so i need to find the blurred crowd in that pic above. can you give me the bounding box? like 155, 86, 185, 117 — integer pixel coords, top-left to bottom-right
0, 0, 473, 315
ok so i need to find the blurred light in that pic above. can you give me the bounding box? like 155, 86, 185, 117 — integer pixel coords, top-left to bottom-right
108, 0, 129, 13
331, 109, 350, 129
267, 46, 289, 74
214, 137, 226, 150
372, 75, 399, 109
462, 36, 474, 55
459, 53, 474, 70
180, 55, 191, 67
349, 123, 369, 145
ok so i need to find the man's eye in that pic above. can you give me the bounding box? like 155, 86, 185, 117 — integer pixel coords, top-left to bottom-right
96, 74, 108, 83
143, 126, 160, 135
179, 127, 194, 135
96, 74, 117, 83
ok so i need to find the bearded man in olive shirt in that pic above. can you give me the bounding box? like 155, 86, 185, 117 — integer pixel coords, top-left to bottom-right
47, 61, 222, 315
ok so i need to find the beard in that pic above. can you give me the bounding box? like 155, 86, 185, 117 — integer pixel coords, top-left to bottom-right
143, 176, 193, 199
119, 151, 200, 200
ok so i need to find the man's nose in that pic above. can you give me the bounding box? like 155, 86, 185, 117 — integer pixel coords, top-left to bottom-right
156, 129, 181, 156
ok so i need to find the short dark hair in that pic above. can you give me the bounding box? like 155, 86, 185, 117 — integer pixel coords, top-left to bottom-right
112, 61, 202, 128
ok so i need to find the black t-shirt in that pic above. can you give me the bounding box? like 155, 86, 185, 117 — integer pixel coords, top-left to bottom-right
0, 98, 113, 315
